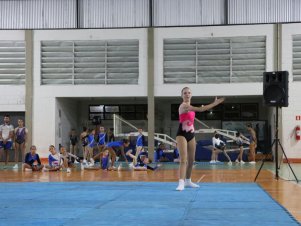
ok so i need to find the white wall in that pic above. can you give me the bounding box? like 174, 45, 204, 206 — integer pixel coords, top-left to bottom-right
281, 23, 301, 159
32, 29, 148, 157
0, 30, 25, 112
154, 24, 275, 97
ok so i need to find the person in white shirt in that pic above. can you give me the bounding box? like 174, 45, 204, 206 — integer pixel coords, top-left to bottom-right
0, 115, 14, 167
211, 132, 232, 165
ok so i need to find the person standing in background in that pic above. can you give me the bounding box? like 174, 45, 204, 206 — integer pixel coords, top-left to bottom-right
13, 119, 28, 169
0, 115, 14, 168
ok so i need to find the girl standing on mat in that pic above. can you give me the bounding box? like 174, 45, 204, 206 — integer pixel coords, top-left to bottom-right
176, 87, 224, 191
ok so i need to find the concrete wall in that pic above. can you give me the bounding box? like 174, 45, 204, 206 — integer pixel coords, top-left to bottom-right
281, 24, 301, 159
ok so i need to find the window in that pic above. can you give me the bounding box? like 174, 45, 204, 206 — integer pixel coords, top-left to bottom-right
223, 104, 241, 120
163, 36, 266, 84
241, 104, 258, 120
293, 35, 301, 81
89, 104, 146, 121
0, 41, 25, 85
41, 39, 139, 85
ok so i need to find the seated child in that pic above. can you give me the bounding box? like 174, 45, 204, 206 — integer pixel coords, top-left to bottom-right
45, 145, 61, 171
23, 145, 44, 171
155, 143, 170, 162
100, 149, 110, 170
173, 148, 180, 162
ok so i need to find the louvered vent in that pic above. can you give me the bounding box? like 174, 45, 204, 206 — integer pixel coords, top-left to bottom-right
41, 40, 139, 85
293, 35, 301, 81
164, 36, 265, 84
0, 41, 25, 85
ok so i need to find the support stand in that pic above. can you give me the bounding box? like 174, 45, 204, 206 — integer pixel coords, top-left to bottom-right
254, 106, 299, 182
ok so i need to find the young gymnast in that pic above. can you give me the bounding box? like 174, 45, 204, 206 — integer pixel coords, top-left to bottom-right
235, 132, 245, 164
176, 87, 224, 191
13, 118, 28, 169
212, 132, 232, 165
45, 145, 61, 171
104, 139, 129, 170
23, 145, 44, 171
133, 150, 158, 171
134, 128, 145, 164
85, 129, 96, 166
92, 126, 107, 162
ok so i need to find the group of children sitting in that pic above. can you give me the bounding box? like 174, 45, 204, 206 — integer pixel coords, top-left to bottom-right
23, 140, 154, 173
22, 126, 176, 172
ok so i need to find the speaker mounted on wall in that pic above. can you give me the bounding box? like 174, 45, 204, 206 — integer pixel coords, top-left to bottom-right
263, 71, 289, 107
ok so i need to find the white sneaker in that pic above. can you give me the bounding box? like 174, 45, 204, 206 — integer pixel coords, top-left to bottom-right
216, 160, 221, 163
235, 159, 239, 163
249, 161, 256, 164
209, 160, 216, 164
185, 179, 200, 188
228, 161, 232, 165
66, 168, 71, 173
176, 179, 185, 191
74, 159, 79, 164
240, 160, 245, 164
109, 166, 117, 171
13, 164, 18, 169
83, 159, 87, 164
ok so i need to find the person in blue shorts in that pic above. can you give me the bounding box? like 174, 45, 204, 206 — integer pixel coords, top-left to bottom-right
0, 115, 14, 168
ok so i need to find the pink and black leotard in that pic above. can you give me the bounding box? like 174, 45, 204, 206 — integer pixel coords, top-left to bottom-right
176, 111, 195, 142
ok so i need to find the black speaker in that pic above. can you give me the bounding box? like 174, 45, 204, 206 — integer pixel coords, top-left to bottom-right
263, 71, 289, 107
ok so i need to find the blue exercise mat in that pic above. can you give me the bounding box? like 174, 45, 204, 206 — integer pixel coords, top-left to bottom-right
0, 182, 299, 226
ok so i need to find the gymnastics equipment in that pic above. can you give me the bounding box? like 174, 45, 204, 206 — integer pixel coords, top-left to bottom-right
113, 114, 177, 147
194, 118, 250, 146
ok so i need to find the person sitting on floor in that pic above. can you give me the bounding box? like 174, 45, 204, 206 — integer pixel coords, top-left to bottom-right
23, 145, 44, 171
155, 143, 170, 162
173, 148, 180, 162
45, 145, 61, 171
100, 149, 110, 170
59, 146, 73, 173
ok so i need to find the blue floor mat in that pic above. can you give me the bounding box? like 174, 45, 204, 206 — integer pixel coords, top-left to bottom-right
0, 182, 300, 226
